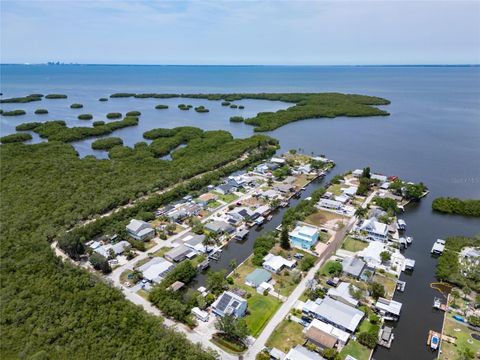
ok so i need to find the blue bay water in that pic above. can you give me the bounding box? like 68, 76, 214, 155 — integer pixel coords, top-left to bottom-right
1, 64, 479, 359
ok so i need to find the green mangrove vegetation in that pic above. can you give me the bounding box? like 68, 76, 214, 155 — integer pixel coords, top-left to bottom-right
31, 117, 138, 142
1, 109, 26, 116
178, 104, 193, 110
194, 106, 209, 113
239, 105, 244, 109
106, 112, 122, 119
155, 104, 169, 109
16, 121, 43, 131
70, 103, 83, 109
0, 94, 43, 103
432, 197, 480, 217
229, 116, 244, 122
78, 114, 93, 120
99, 97, 108, 102
0, 126, 276, 359
34, 108, 49, 114
107, 92, 390, 131
45, 94, 68, 99
126, 111, 141, 116
230, 104, 238, 108
91, 137, 124, 150
93, 120, 105, 127
0, 132, 33, 144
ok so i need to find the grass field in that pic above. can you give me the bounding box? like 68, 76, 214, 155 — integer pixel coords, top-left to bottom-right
339, 340, 371, 360
341, 236, 369, 252
266, 320, 306, 352
326, 183, 344, 196
372, 274, 397, 299
207, 200, 222, 208
149, 246, 172, 258
214, 192, 239, 203
245, 294, 282, 337
439, 313, 480, 359
305, 210, 346, 227
210, 334, 246, 354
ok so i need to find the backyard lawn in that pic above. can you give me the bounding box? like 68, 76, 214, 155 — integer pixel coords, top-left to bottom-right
266, 320, 306, 352
245, 294, 282, 337
273, 269, 302, 297
214, 192, 239, 203
339, 340, 371, 360
207, 200, 222, 209
326, 183, 344, 196
305, 210, 347, 227
372, 274, 397, 299
341, 236, 368, 252
439, 313, 480, 359
149, 246, 172, 258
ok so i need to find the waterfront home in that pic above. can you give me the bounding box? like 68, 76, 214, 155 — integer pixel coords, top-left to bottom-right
255, 204, 271, 217
371, 173, 388, 183
289, 224, 319, 249
211, 290, 247, 318
191, 307, 209, 322
285, 345, 326, 360
431, 239, 446, 255
261, 189, 283, 200
263, 253, 296, 273
137, 257, 175, 284
245, 268, 272, 287
204, 220, 235, 235
215, 183, 237, 195
317, 198, 343, 210
303, 296, 364, 333
305, 319, 350, 348
234, 228, 249, 241
126, 219, 155, 241
165, 244, 194, 262
167, 280, 184, 292
198, 192, 218, 204
352, 169, 363, 178
93, 240, 131, 258
358, 241, 387, 268
375, 298, 403, 320
305, 325, 337, 350
274, 183, 295, 194
341, 257, 366, 278
327, 282, 360, 307
271, 157, 286, 164
355, 217, 389, 242
342, 186, 358, 197
182, 233, 211, 253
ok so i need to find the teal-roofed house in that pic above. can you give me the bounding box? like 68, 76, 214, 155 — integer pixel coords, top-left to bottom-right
245, 268, 272, 287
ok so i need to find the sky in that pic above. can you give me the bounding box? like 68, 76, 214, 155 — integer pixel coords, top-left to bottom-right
1, 0, 479, 65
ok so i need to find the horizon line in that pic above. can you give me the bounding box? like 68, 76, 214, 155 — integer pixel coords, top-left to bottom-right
1, 63, 479, 67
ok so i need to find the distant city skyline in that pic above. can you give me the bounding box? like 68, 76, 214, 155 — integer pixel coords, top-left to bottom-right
1, 0, 479, 65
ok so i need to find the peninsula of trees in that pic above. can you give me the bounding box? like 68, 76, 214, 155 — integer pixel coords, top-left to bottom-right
432, 197, 480, 217
108, 92, 390, 131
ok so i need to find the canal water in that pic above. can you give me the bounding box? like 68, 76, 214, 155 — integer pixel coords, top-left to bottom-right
1, 65, 479, 359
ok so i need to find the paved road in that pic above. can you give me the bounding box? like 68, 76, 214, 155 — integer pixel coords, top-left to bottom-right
244, 191, 377, 359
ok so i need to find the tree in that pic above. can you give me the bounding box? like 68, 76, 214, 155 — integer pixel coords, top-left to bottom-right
206, 270, 228, 295
230, 259, 238, 276
369, 282, 385, 299
57, 232, 85, 260
380, 251, 391, 264
202, 234, 214, 252
324, 260, 342, 276
215, 315, 249, 342
362, 167, 371, 178
322, 348, 340, 360
164, 260, 196, 285
299, 254, 315, 271
89, 253, 111, 274
451, 289, 460, 306
355, 207, 368, 219
280, 226, 291, 250
357, 331, 378, 349
165, 223, 176, 235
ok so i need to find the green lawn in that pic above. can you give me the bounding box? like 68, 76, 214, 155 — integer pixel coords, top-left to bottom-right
372, 274, 397, 299
339, 340, 371, 360
439, 313, 480, 360
149, 246, 172, 258
207, 200, 222, 208
357, 318, 380, 335
214, 192, 239, 203
327, 183, 343, 196
190, 253, 207, 268
341, 236, 368, 252
211, 334, 247, 354
304, 210, 346, 227
245, 294, 282, 337
266, 320, 306, 352
273, 270, 302, 297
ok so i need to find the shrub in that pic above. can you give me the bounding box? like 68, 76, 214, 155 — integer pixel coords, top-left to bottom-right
0, 133, 33, 144
432, 197, 480, 217
70, 103, 83, 109
155, 104, 169, 109
230, 104, 238, 108
35, 109, 48, 114
0, 94, 42, 103
16, 122, 42, 131
45, 94, 67, 99
98, 97, 108, 102
126, 111, 141, 117
299, 254, 316, 271
357, 331, 378, 349
78, 114, 93, 120
106, 112, 122, 119
238, 105, 244, 109
92, 121, 105, 127
221, 101, 230, 106
229, 116, 244, 123
194, 106, 209, 113
178, 104, 191, 111
91, 137, 124, 150
1, 110, 26, 116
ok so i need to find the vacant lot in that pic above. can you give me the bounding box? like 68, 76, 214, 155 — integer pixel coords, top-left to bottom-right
245, 294, 282, 337
439, 314, 480, 359
305, 210, 347, 227
342, 236, 368, 252
339, 340, 371, 360
372, 274, 397, 299
266, 320, 306, 352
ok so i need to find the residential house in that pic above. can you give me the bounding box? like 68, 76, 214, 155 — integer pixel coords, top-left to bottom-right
94, 240, 131, 258
285, 345, 326, 360
356, 217, 389, 242
375, 298, 403, 320
204, 220, 235, 235
234, 228, 249, 241
165, 244, 194, 262
182, 233, 210, 253
327, 282, 360, 307
197, 192, 218, 204
263, 253, 296, 273
371, 173, 388, 183
274, 183, 295, 194
137, 257, 175, 283
289, 224, 319, 249
271, 157, 286, 164
245, 268, 272, 287
317, 198, 342, 210
352, 169, 363, 177
211, 291, 247, 318
341, 257, 366, 279
342, 186, 358, 197
305, 319, 350, 348
126, 219, 155, 241
215, 184, 237, 195
303, 296, 364, 333
358, 241, 387, 268
191, 307, 209, 322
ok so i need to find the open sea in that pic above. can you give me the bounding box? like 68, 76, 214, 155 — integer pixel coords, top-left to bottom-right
1, 64, 479, 359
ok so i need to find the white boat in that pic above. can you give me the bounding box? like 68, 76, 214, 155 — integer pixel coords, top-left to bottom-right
406, 236, 413, 244
397, 219, 407, 230
431, 239, 446, 255
433, 297, 441, 309
430, 333, 440, 350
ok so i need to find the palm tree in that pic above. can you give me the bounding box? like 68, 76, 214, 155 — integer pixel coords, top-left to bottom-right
202, 235, 214, 253
230, 259, 238, 276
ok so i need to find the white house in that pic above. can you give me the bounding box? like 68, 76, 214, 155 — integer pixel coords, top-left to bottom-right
317, 198, 342, 210
137, 257, 175, 284
126, 219, 155, 241
211, 291, 247, 318
356, 217, 389, 242
358, 241, 387, 268
263, 253, 296, 273
327, 282, 360, 307
375, 298, 403, 320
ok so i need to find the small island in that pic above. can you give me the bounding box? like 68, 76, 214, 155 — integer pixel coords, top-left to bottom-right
0, 94, 43, 103
106, 112, 122, 119
194, 106, 209, 113
45, 94, 68, 99
70, 103, 83, 109
126, 111, 141, 117
230, 104, 238, 108
99, 98, 108, 102
91, 137, 124, 150
239, 105, 244, 109
221, 101, 231, 106
16, 122, 43, 131
1, 110, 26, 116
178, 104, 193, 111
1, 133, 33, 144
432, 197, 480, 217
155, 104, 169, 109
78, 114, 93, 120
35, 109, 49, 114
229, 116, 244, 122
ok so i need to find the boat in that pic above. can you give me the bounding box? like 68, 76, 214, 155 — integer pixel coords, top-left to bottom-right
208, 251, 221, 261
397, 219, 406, 231
431, 239, 446, 255
266, 215, 273, 221
433, 297, 442, 309
406, 236, 413, 245
427, 330, 440, 350
396, 280, 406, 292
